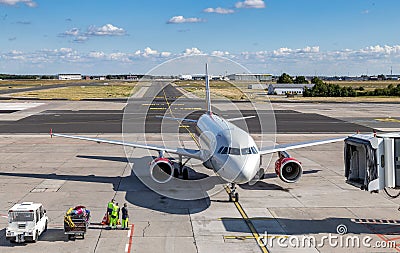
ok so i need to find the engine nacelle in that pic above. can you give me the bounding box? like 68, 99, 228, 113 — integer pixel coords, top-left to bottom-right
275, 157, 303, 183
150, 158, 174, 184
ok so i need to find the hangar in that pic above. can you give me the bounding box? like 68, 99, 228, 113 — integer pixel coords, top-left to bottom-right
58, 74, 82, 80
268, 83, 315, 95
227, 73, 272, 82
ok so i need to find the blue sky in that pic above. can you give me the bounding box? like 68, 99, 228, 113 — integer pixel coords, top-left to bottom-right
1, 0, 400, 75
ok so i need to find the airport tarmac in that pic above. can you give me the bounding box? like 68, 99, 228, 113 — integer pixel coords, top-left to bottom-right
0, 83, 400, 252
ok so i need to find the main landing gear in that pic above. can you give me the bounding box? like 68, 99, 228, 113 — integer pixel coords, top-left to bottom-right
174, 155, 190, 180
228, 183, 239, 202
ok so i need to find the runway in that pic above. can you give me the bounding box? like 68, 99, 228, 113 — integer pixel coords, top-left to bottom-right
0, 83, 373, 134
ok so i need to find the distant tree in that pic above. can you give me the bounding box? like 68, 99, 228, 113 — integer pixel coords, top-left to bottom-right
293, 76, 309, 84
311, 76, 324, 85
277, 73, 293, 84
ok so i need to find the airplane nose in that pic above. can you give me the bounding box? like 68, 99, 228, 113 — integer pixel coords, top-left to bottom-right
230, 156, 260, 184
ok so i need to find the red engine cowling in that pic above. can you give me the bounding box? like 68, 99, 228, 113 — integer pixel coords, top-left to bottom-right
275, 157, 303, 183
150, 158, 174, 184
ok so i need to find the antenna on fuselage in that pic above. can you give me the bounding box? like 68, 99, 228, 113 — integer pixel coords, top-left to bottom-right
205, 63, 212, 114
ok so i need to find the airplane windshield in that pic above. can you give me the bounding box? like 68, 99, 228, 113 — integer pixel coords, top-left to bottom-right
218, 146, 258, 155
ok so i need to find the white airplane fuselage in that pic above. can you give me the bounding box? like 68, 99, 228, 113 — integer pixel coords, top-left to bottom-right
196, 113, 260, 184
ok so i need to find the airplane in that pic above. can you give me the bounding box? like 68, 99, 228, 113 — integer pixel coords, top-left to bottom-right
51, 64, 345, 202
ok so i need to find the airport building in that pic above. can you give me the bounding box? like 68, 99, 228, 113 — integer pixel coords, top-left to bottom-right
268, 83, 315, 95
227, 73, 272, 82
248, 83, 268, 90
58, 74, 82, 80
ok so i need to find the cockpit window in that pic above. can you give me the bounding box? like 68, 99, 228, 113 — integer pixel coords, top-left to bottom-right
228, 148, 241, 155
241, 148, 252, 155
220, 147, 228, 154
218, 146, 258, 155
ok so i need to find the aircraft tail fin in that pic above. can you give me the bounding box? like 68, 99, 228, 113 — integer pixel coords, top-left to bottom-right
205, 63, 212, 114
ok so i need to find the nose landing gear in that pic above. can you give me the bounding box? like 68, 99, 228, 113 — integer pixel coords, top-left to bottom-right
174, 155, 190, 180
228, 183, 239, 202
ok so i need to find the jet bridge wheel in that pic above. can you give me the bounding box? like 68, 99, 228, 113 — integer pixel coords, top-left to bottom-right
182, 168, 189, 180
173, 168, 179, 178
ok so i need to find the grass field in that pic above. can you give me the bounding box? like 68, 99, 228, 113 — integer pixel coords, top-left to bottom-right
174, 80, 247, 100
326, 80, 400, 91
10, 84, 136, 100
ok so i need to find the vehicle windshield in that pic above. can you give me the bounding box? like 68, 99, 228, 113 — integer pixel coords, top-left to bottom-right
9, 212, 34, 222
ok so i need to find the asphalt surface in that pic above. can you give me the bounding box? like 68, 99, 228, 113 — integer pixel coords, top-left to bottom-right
0, 83, 372, 134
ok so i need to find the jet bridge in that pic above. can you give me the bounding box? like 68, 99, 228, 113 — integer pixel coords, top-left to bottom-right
344, 133, 400, 195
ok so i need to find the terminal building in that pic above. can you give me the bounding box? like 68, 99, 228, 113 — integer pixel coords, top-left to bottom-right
227, 74, 272, 82
58, 74, 82, 80
267, 83, 315, 95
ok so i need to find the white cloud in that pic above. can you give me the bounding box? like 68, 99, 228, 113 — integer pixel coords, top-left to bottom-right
0, 0, 37, 7
73, 36, 88, 43
167, 16, 204, 24
183, 48, 203, 56
235, 0, 265, 9
203, 7, 235, 14
133, 47, 172, 58
2, 45, 400, 75
160, 52, 172, 57
88, 51, 106, 59
63, 28, 80, 37
211, 51, 230, 57
87, 24, 126, 36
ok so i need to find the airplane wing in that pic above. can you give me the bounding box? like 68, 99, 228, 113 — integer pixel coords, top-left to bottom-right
259, 137, 346, 155
52, 133, 202, 160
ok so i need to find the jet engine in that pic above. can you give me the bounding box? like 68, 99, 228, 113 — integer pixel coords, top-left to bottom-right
150, 158, 174, 183
275, 151, 303, 183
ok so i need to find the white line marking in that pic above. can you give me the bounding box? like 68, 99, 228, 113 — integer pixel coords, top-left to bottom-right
127, 230, 131, 237
1, 215, 7, 219
125, 244, 129, 252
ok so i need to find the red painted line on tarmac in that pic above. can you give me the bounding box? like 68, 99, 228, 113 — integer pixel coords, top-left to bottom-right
389, 236, 400, 241
361, 222, 400, 252
127, 224, 135, 253
375, 233, 400, 252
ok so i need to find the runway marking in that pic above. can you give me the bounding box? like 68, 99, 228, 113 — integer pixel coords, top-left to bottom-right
163, 90, 200, 148
125, 224, 135, 253
1, 214, 8, 219
219, 217, 274, 221
375, 118, 400, 123
224, 235, 288, 240
224, 185, 269, 253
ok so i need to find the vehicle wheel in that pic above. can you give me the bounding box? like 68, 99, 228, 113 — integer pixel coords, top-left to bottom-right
182, 169, 189, 180
67, 234, 72, 240
44, 221, 48, 232
235, 193, 239, 202
82, 234, 85, 239
228, 194, 233, 202
173, 168, 179, 178
9, 240, 16, 244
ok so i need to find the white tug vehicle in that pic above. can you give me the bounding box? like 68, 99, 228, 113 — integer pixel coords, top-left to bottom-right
6, 202, 48, 243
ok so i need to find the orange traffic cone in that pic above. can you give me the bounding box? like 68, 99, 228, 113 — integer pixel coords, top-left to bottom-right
101, 213, 109, 225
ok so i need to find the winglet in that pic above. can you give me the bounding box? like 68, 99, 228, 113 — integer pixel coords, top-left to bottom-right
205, 63, 212, 115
